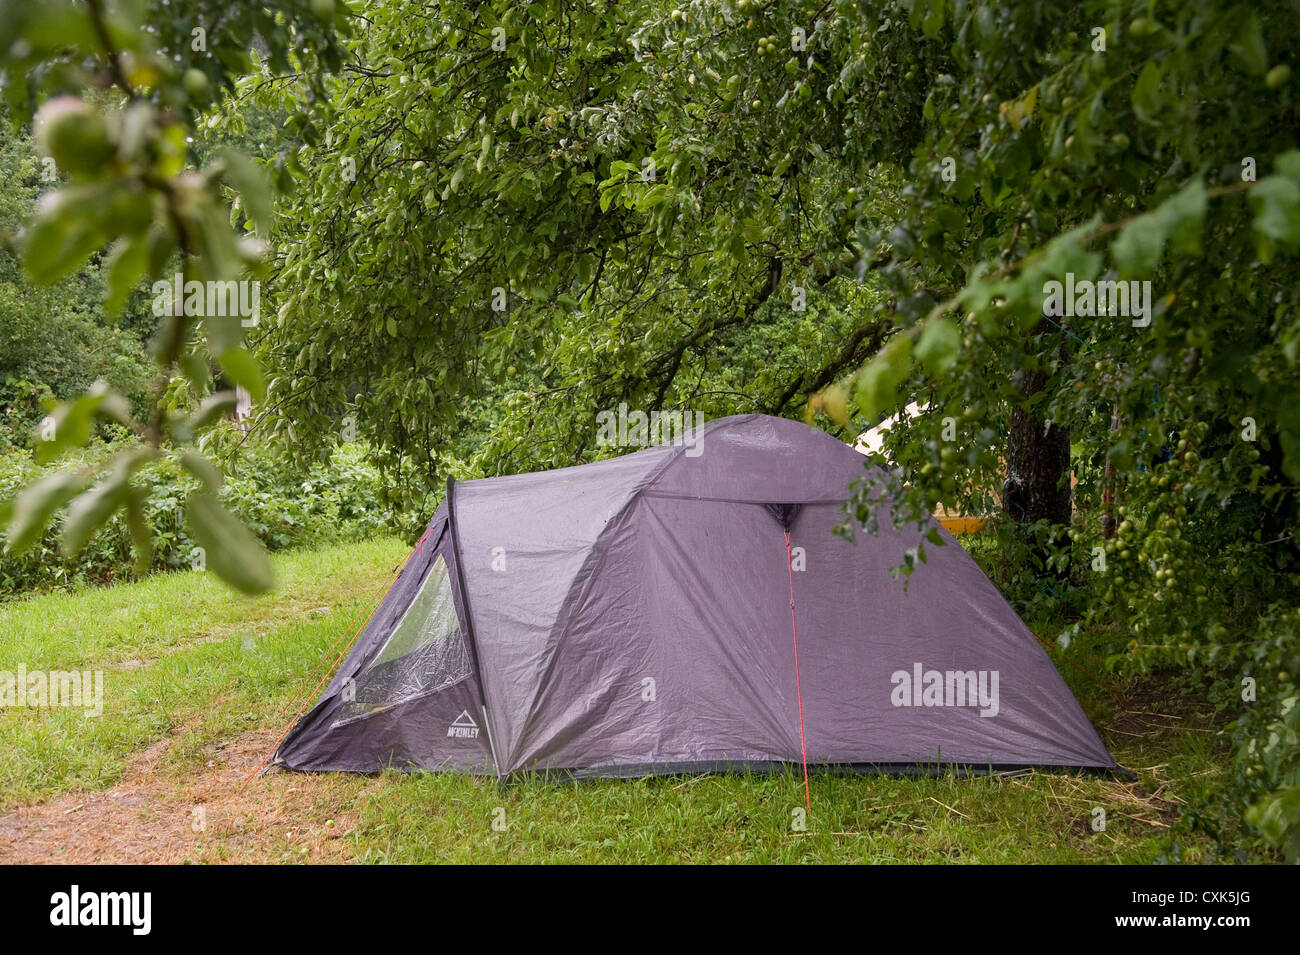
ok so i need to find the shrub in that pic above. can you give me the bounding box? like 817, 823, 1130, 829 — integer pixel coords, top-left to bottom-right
0, 436, 411, 598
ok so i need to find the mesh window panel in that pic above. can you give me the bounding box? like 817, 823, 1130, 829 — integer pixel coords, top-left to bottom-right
337, 555, 471, 722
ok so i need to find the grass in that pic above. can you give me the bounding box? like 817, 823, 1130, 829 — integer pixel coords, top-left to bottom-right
0, 536, 1231, 863
0, 537, 409, 807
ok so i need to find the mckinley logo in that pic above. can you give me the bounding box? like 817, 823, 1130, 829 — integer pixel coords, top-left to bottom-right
890, 663, 1000, 717
448, 710, 479, 738
50, 885, 151, 935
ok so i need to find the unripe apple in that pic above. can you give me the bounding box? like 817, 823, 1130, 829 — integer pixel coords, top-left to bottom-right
35, 97, 115, 174
184, 68, 211, 102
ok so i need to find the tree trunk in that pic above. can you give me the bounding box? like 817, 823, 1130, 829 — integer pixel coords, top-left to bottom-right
1003, 320, 1072, 573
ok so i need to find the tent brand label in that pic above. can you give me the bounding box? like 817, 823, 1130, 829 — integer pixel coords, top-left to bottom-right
49, 885, 151, 935
890, 663, 1000, 717
448, 710, 480, 738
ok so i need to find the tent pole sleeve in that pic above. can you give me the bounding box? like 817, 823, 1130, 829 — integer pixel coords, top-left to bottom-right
446, 477, 504, 778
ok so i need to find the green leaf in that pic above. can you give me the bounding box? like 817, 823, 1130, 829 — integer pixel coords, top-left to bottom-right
181, 450, 224, 489
103, 234, 149, 316
217, 347, 266, 403
1131, 61, 1164, 125
2, 471, 87, 554
218, 148, 273, 237
146, 226, 177, 280
914, 316, 960, 376
854, 334, 913, 422
101, 233, 149, 319
1229, 13, 1268, 76
1162, 179, 1208, 256
21, 214, 103, 285
633, 183, 672, 211
125, 486, 153, 576
1112, 179, 1206, 278
34, 381, 120, 463
1249, 174, 1300, 262
60, 461, 135, 557
1275, 150, 1300, 180
1246, 785, 1300, 847
186, 490, 275, 595
189, 391, 239, 430
1114, 217, 1167, 279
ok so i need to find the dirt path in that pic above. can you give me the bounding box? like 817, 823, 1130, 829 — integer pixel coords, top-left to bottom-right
0, 729, 379, 864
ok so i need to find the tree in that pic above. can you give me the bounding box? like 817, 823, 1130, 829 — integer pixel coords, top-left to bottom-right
0, 0, 348, 592
0, 109, 156, 436
251, 0, 1300, 854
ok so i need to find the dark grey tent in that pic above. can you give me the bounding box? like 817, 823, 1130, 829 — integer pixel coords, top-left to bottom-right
274, 414, 1116, 778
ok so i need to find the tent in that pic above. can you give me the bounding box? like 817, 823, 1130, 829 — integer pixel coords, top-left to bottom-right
273, 414, 1117, 778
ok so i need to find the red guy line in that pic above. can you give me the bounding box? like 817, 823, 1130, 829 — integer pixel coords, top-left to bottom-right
785, 529, 811, 810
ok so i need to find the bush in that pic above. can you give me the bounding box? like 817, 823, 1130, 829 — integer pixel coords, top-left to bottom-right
0, 436, 411, 598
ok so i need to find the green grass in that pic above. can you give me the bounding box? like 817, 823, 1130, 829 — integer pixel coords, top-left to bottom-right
0, 537, 409, 806
0, 536, 1231, 863
345, 770, 1170, 863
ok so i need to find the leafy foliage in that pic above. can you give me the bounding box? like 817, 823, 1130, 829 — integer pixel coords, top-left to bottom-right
0, 433, 401, 597
0, 111, 155, 437
0, 0, 351, 591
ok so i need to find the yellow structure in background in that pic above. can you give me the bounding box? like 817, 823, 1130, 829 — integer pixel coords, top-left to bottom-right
936, 515, 989, 535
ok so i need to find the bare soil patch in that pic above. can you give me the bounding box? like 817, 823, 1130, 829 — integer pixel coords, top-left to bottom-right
0, 729, 378, 864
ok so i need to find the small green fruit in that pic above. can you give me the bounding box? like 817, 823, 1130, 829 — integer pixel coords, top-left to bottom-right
184, 68, 211, 102
35, 97, 115, 174
1266, 64, 1291, 89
